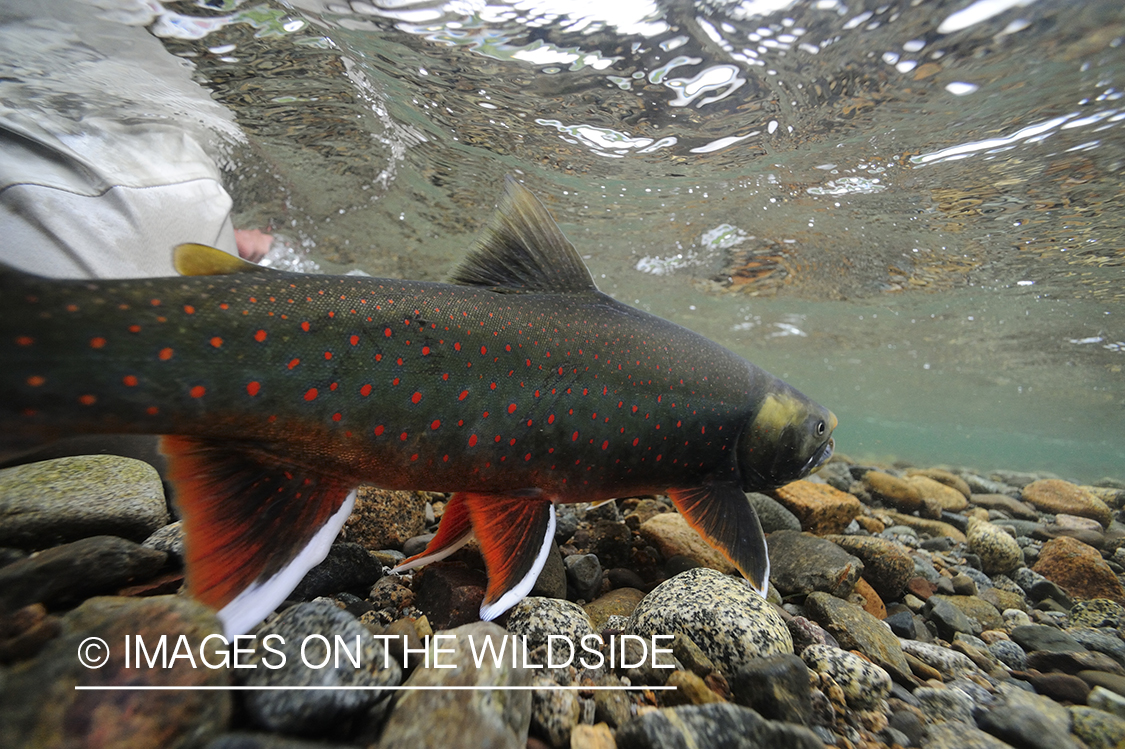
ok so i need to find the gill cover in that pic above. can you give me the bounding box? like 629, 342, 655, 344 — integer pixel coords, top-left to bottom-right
737, 386, 836, 492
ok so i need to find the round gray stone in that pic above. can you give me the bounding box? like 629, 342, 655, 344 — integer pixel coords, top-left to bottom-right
802, 644, 891, 709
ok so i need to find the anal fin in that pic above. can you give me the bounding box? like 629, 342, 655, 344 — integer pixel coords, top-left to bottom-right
668, 482, 770, 596
457, 491, 555, 621
161, 436, 356, 636
393, 492, 473, 572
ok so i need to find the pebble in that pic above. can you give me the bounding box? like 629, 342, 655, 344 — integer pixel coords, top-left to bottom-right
879, 511, 967, 543
925, 595, 982, 639
1022, 479, 1113, 528
1010, 624, 1086, 653
0, 455, 169, 548
411, 561, 486, 630
822, 534, 914, 600
1069, 627, 1125, 667
801, 644, 891, 709
614, 703, 823, 749
863, 471, 924, 513
569, 723, 616, 749
961, 473, 1020, 497
766, 530, 863, 598
802, 591, 912, 683
899, 639, 981, 679
768, 480, 861, 535
0, 535, 166, 611
928, 723, 1019, 748
142, 520, 185, 560
530, 675, 580, 747
663, 669, 725, 706
1033, 536, 1125, 602
290, 542, 383, 601
343, 487, 427, 549
627, 568, 793, 680
913, 685, 975, 723
975, 681, 1081, 749
638, 512, 734, 574
1067, 598, 1125, 629
966, 517, 1023, 574
906, 467, 972, 498
375, 622, 532, 749
583, 588, 645, 631
506, 597, 594, 674
0, 595, 229, 748
530, 541, 567, 600
242, 600, 401, 733
1069, 705, 1125, 749
729, 653, 811, 722
746, 492, 802, 532
564, 553, 603, 602
971, 493, 1040, 519
1090, 685, 1125, 718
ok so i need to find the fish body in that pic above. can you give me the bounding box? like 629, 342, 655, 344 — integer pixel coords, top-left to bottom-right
1, 179, 835, 634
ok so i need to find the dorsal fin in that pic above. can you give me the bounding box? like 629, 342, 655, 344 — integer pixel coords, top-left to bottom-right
449, 177, 598, 293
174, 244, 275, 277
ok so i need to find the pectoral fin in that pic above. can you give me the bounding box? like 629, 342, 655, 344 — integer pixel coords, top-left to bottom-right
668, 482, 770, 596
161, 436, 356, 636
394, 492, 473, 572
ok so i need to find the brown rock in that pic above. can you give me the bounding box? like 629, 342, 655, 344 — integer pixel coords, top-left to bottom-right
345, 487, 428, 550
906, 468, 971, 499
769, 480, 861, 535
907, 476, 968, 512
930, 594, 1004, 631
663, 670, 726, 706
863, 472, 923, 513
907, 577, 937, 600
1022, 479, 1112, 528
1027, 672, 1091, 704
879, 511, 967, 544
584, 588, 646, 631
823, 534, 914, 601
854, 515, 886, 534
849, 577, 887, 619
1033, 537, 1125, 603
639, 513, 735, 574
413, 561, 487, 629
979, 587, 1028, 613
570, 723, 616, 749
970, 494, 1040, 520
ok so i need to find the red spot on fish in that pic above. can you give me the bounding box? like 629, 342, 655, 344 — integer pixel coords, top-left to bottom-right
304, 388, 318, 401
79, 394, 96, 405
184, 305, 195, 315
147, 406, 159, 415
412, 391, 423, 404
632, 437, 639, 446
324, 351, 333, 360
392, 378, 400, 386
374, 425, 384, 436
632, 405, 638, 413
400, 432, 408, 441
454, 342, 461, 351
65, 304, 78, 312
480, 345, 487, 355
332, 413, 342, 422
508, 403, 517, 414
547, 414, 555, 424
375, 354, 383, 362
458, 390, 469, 401
422, 346, 430, 355
572, 431, 579, 441
442, 373, 449, 381
26, 375, 45, 387
350, 335, 359, 346
220, 303, 229, 310
254, 329, 267, 342
158, 347, 173, 361
431, 420, 441, 430
190, 386, 206, 399
123, 375, 138, 387
89, 337, 106, 349
128, 325, 141, 333
247, 381, 261, 396
211, 337, 223, 348
490, 382, 497, 390
469, 434, 478, 446
384, 328, 392, 337
301, 321, 311, 332
150, 299, 161, 307
360, 384, 372, 397
602, 440, 609, 450
396, 358, 403, 366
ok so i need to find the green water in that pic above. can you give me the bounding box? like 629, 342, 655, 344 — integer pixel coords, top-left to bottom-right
14, 0, 1125, 480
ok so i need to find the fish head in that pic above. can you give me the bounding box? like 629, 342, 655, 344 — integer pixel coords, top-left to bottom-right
736, 384, 836, 492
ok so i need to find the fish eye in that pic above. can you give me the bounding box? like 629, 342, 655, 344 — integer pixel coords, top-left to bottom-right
815, 420, 826, 436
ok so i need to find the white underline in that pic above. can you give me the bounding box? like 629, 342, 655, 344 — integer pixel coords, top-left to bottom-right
75, 685, 677, 691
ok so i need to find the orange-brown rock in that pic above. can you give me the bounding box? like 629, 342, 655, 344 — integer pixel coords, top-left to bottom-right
639, 512, 735, 574
906, 468, 971, 499
1033, 536, 1125, 603
1022, 479, 1112, 528
863, 472, 923, 513
907, 476, 968, 512
345, 487, 428, 549
849, 577, 887, 619
769, 481, 862, 535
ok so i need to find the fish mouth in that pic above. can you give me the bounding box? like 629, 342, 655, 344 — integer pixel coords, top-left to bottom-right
803, 437, 835, 475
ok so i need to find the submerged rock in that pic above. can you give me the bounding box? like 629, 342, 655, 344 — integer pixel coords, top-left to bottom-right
615, 703, 823, 749
1034, 536, 1125, 602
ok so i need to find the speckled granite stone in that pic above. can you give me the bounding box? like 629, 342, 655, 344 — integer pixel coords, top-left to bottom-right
801, 644, 891, 709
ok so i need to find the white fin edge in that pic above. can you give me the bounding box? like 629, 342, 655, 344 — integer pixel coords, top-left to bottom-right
479, 503, 556, 621
218, 489, 357, 638
392, 530, 475, 573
